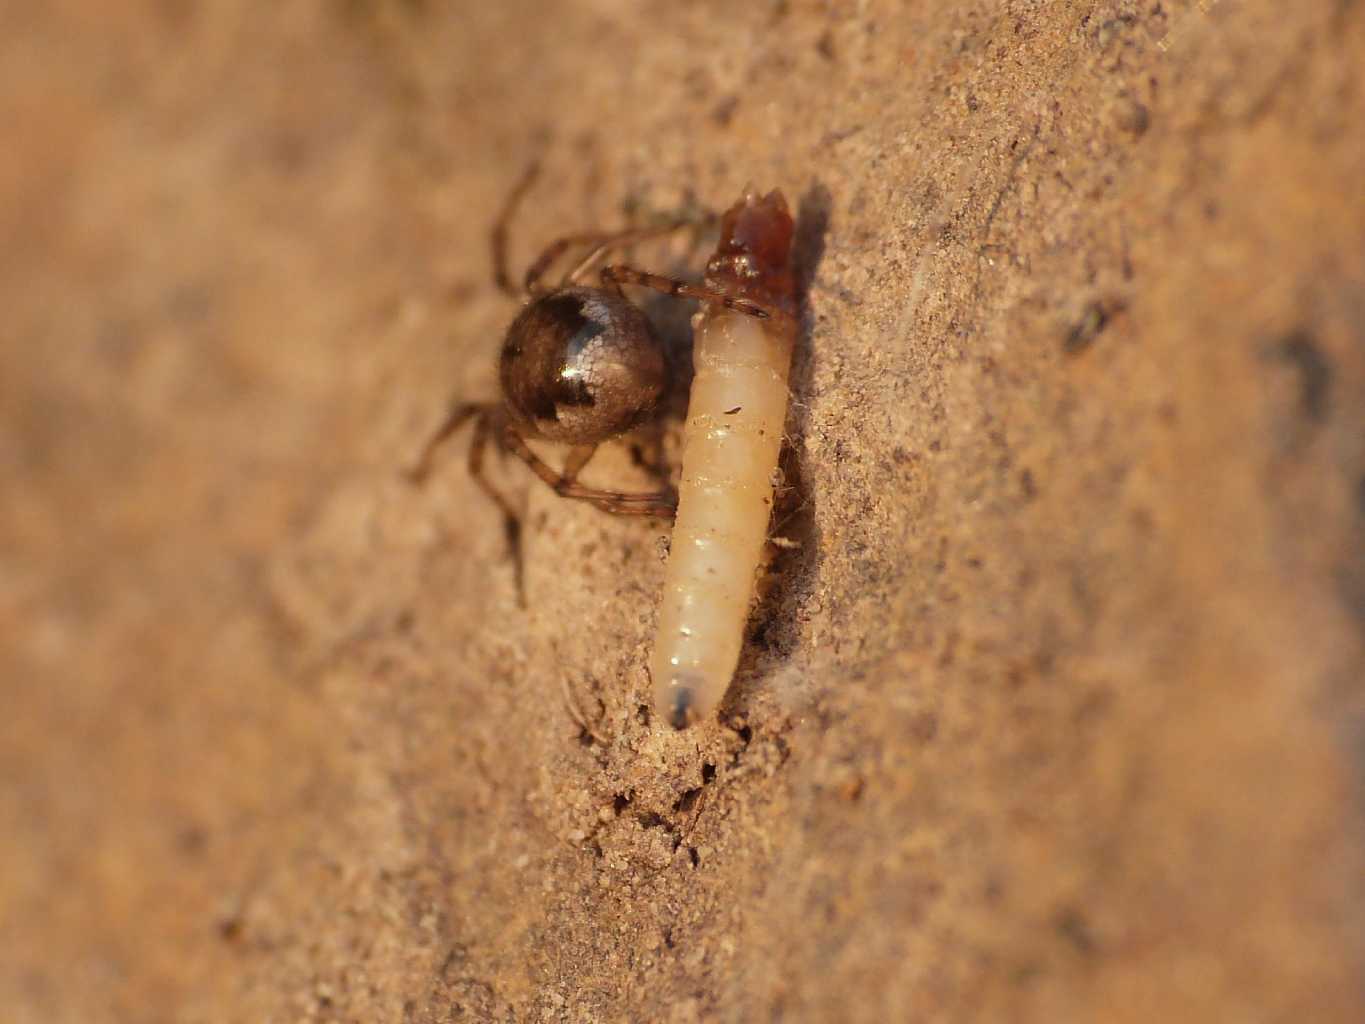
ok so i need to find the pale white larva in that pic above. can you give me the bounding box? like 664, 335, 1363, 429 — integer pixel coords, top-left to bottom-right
651, 189, 799, 729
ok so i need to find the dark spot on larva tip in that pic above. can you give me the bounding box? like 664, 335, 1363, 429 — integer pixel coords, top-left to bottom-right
724, 406, 742, 415
1273, 329, 1331, 423
668, 689, 695, 730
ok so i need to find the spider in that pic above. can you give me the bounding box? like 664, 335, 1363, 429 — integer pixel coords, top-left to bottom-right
407, 163, 776, 564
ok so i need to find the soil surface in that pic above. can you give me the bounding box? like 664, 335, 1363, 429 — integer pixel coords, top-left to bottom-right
3, 2, 1364, 1021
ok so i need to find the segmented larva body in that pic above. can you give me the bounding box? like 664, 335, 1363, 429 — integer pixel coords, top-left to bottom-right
652, 189, 798, 729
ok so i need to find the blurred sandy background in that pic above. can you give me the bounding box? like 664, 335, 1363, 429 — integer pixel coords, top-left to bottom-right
2, 1, 1363, 1021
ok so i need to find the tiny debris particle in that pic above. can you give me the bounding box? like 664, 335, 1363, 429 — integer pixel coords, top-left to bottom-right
216, 915, 243, 942
1055, 906, 1099, 955
712, 94, 739, 126
1272, 329, 1331, 423
1113, 97, 1150, 137
1063, 299, 1122, 355
724, 406, 742, 415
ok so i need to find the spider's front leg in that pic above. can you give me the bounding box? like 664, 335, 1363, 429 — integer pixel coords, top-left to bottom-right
407, 402, 527, 601
501, 424, 677, 519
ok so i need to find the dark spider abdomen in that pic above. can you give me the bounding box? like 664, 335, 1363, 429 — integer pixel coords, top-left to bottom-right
500, 287, 666, 445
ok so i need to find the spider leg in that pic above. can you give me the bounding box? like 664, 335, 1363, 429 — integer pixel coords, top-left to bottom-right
491, 160, 542, 298
523, 215, 714, 295
408, 403, 527, 605
502, 426, 677, 519
406, 402, 484, 484
467, 410, 527, 605
600, 265, 798, 332
560, 443, 597, 484
560, 214, 716, 287
627, 422, 672, 485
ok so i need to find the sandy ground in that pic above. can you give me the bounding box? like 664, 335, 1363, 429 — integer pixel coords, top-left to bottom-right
2, 1, 1364, 1021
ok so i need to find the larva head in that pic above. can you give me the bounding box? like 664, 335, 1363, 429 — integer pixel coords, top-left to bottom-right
704, 188, 797, 312
500, 286, 667, 444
